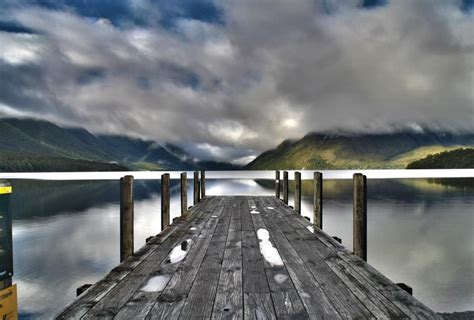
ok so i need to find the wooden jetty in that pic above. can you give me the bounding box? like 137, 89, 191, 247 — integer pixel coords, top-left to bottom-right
58, 171, 440, 319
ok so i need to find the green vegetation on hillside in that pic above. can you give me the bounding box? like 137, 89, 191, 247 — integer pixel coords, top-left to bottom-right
247, 132, 474, 170
406, 148, 474, 169
0, 151, 127, 172
0, 118, 238, 172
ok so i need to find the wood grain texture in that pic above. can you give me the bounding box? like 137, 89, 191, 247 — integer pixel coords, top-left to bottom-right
120, 175, 134, 262
313, 171, 323, 229
353, 173, 367, 261
161, 173, 170, 231
180, 172, 187, 216
194, 171, 200, 204
57, 195, 440, 320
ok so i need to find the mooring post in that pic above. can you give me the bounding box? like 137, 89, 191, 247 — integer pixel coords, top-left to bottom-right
294, 172, 301, 214
283, 171, 289, 204
180, 172, 187, 216
275, 171, 280, 199
120, 175, 134, 261
313, 172, 323, 229
194, 171, 200, 204
353, 173, 367, 261
200, 170, 206, 199
161, 173, 170, 231
0, 181, 13, 290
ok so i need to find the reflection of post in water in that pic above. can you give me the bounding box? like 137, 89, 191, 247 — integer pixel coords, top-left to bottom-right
0, 180, 18, 319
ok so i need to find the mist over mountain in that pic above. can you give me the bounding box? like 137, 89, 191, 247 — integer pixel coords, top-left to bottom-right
246, 131, 474, 169
0, 118, 238, 171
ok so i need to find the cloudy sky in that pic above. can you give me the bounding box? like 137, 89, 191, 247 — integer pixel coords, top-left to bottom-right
0, 0, 473, 163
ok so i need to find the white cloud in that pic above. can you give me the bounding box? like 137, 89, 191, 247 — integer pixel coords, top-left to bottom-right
0, 1, 473, 161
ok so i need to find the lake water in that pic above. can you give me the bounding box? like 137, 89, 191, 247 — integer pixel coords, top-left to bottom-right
5, 173, 474, 319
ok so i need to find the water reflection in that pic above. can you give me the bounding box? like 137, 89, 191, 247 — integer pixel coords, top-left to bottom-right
9, 178, 474, 318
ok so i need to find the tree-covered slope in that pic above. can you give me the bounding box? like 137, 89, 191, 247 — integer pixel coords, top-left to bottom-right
406, 148, 474, 169
0, 118, 237, 171
246, 131, 474, 169
0, 151, 127, 172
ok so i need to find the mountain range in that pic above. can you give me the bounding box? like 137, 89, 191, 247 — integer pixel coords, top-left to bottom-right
1, 117, 473, 172
246, 131, 474, 169
0, 118, 237, 172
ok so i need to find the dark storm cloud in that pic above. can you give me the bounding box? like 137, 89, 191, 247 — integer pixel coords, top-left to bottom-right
0, 0, 472, 161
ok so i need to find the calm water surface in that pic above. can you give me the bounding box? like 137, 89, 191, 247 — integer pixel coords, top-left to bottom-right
9, 177, 474, 318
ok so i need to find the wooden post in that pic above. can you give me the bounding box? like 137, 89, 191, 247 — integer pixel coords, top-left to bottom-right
353, 173, 367, 261
275, 171, 280, 198
313, 172, 323, 229
120, 175, 134, 261
180, 172, 187, 216
0, 181, 13, 290
194, 171, 200, 204
200, 170, 206, 199
161, 173, 170, 231
283, 171, 289, 204
294, 172, 301, 214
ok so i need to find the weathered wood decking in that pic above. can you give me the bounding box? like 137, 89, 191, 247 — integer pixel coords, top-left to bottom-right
57, 196, 440, 319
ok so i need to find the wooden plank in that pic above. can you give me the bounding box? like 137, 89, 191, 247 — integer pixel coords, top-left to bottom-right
80, 198, 221, 319
266, 196, 440, 319
271, 291, 309, 320
120, 175, 134, 261
60, 195, 440, 320
251, 200, 340, 318
264, 197, 406, 317
241, 200, 270, 294
243, 293, 276, 320
212, 197, 243, 320
113, 198, 225, 320
248, 198, 309, 319
255, 197, 372, 319
57, 199, 214, 319
178, 198, 232, 319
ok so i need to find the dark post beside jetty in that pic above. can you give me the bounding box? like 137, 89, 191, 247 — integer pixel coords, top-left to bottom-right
200, 170, 206, 199
120, 175, 134, 262
0, 181, 13, 290
313, 171, 323, 229
161, 173, 170, 231
283, 170, 289, 204
180, 172, 187, 216
294, 171, 301, 214
275, 171, 280, 198
194, 171, 200, 204
353, 173, 367, 261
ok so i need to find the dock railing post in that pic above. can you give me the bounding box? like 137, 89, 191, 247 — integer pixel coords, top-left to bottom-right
194, 171, 200, 204
294, 172, 301, 214
353, 173, 367, 261
180, 172, 187, 216
200, 170, 206, 199
161, 173, 170, 231
283, 171, 289, 204
275, 171, 280, 199
313, 172, 323, 229
120, 175, 134, 261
